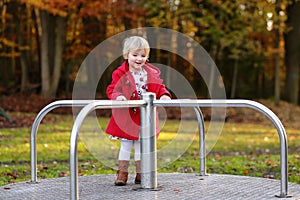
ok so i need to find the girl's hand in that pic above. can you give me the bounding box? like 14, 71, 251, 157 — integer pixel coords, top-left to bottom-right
116, 95, 127, 101
160, 95, 171, 100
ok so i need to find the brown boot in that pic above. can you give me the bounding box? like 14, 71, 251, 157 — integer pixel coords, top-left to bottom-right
134, 160, 141, 184
115, 160, 129, 186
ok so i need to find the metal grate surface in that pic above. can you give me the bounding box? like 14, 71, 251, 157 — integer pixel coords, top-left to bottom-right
1, 174, 299, 200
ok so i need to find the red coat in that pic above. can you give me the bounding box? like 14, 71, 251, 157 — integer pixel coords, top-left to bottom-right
106, 61, 171, 140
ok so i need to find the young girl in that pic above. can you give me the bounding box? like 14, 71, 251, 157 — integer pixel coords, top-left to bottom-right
106, 36, 171, 186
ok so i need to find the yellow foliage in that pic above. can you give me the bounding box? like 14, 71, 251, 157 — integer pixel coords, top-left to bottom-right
0, 38, 17, 47
20, 0, 68, 17
0, 52, 20, 57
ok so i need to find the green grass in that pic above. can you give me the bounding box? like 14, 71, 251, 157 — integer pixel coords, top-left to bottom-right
0, 114, 300, 186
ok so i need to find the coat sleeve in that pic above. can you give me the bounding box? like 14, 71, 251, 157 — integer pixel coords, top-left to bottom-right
146, 65, 172, 99
148, 75, 172, 99
156, 83, 172, 99
106, 70, 124, 100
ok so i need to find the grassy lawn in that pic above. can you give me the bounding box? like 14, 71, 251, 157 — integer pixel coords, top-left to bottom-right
0, 114, 300, 186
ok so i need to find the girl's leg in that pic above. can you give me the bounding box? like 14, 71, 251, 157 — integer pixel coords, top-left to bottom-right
133, 140, 140, 161
133, 140, 141, 184
118, 140, 133, 161
115, 140, 133, 186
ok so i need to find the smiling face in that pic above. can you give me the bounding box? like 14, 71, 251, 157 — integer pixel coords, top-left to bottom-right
126, 49, 147, 71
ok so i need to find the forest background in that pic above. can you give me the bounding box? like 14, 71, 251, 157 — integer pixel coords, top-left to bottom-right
1, 0, 300, 106
1, 0, 300, 189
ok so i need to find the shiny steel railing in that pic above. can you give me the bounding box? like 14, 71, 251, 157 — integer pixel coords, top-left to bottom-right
29, 93, 290, 200
29, 100, 97, 183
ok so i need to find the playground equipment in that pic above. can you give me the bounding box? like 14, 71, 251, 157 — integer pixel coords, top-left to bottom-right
29, 93, 290, 200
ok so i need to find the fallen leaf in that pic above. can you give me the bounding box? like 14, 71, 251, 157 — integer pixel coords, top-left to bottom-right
173, 188, 180, 193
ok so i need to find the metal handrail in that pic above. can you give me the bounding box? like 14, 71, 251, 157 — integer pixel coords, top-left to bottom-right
28, 99, 206, 184
69, 100, 146, 199
154, 99, 288, 198
29, 100, 97, 183
69, 98, 289, 199
194, 106, 206, 176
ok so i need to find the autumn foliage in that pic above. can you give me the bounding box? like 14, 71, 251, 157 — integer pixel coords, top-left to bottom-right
0, 0, 299, 103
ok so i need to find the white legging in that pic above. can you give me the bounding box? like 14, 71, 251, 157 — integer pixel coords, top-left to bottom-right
118, 140, 140, 161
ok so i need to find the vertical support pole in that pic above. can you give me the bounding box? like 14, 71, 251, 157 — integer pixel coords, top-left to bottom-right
194, 107, 206, 176
30, 106, 53, 183
29, 102, 61, 183
30, 124, 38, 183
70, 124, 79, 200
140, 93, 157, 189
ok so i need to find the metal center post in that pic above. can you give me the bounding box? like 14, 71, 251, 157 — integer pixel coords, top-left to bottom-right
140, 93, 157, 189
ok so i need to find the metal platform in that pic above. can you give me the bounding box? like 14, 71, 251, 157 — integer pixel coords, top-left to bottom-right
1, 173, 299, 200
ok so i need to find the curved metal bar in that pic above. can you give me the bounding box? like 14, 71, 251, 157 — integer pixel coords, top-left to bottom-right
70, 100, 146, 200
55, 98, 288, 199
29, 100, 96, 183
193, 107, 206, 176
154, 99, 288, 198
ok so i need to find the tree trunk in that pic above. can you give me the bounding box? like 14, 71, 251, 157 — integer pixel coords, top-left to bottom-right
32, 8, 41, 81
274, 0, 281, 105
40, 10, 51, 98
48, 14, 55, 79
208, 44, 219, 98
16, 5, 29, 92
39, 10, 66, 99
284, 1, 300, 104
230, 59, 238, 98
0, 3, 9, 90
50, 15, 66, 97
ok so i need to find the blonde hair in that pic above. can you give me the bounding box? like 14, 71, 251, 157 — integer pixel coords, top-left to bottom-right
122, 36, 150, 59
